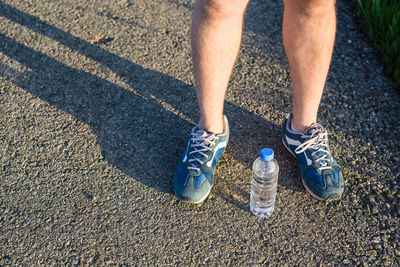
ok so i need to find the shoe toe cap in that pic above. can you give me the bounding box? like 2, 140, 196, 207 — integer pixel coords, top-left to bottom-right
173, 169, 213, 203
303, 167, 344, 200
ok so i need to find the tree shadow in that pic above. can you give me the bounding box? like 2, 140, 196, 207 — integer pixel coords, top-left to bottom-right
0, 2, 303, 211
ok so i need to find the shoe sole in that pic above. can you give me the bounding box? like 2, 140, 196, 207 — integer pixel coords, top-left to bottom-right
281, 138, 340, 201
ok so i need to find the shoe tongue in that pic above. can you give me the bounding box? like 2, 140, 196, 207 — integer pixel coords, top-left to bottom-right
196, 129, 208, 136
195, 129, 215, 139
190, 129, 214, 167
306, 127, 317, 136
305, 123, 329, 166
305, 123, 323, 136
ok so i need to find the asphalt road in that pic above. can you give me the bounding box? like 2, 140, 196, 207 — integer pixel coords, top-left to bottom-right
1, 0, 399, 265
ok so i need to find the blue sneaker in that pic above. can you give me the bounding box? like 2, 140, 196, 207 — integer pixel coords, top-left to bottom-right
173, 116, 229, 203
282, 113, 344, 200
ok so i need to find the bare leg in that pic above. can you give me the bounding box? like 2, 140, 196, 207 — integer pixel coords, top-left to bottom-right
283, 0, 336, 131
191, 0, 249, 133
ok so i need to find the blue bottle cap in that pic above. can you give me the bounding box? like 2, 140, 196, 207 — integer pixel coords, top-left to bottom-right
260, 148, 274, 161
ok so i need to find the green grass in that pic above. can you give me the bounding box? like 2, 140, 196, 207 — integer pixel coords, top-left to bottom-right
356, 0, 400, 85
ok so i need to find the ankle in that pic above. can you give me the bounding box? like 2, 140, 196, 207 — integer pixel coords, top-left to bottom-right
292, 114, 315, 132
292, 121, 309, 132
199, 116, 224, 134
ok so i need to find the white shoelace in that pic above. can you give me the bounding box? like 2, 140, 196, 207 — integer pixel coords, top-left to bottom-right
294, 125, 332, 171
187, 130, 217, 172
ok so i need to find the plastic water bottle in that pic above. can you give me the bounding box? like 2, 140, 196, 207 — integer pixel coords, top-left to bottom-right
250, 148, 279, 217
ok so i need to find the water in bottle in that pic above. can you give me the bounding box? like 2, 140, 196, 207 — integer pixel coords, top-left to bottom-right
250, 148, 279, 217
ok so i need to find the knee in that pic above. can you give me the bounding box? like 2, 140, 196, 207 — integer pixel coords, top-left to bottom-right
283, 0, 335, 17
196, 0, 250, 18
